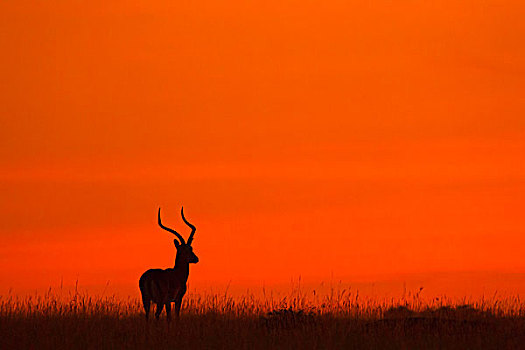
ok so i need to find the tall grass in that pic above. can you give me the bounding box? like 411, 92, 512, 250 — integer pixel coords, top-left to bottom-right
1, 286, 525, 349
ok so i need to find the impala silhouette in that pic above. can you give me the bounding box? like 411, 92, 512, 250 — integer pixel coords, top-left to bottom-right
139, 207, 199, 321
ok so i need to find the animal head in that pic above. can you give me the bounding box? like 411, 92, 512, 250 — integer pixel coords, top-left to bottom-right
173, 240, 199, 263
158, 207, 199, 264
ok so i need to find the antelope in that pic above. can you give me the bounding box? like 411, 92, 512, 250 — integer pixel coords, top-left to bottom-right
139, 207, 199, 321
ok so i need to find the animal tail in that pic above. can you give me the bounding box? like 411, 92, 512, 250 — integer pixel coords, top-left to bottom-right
139, 274, 146, 292
139, 274, 152, 318
139, 274, 150, 299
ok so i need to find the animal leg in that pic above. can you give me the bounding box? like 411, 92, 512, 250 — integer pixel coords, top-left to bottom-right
155, 303, 164, 320
142, 298, 151, 320
174, 296, 183, 318
165, 303, 172, 322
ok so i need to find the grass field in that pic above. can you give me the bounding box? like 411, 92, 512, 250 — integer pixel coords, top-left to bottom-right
2, 287, 525, 349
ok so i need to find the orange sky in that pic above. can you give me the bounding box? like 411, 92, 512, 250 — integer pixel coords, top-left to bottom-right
1, 1, 525, 297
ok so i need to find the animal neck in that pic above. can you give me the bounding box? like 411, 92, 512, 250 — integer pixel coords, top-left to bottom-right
173, 257, 190, 281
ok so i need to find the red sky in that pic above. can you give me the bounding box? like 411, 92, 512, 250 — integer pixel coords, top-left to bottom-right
1, 1, 524, 297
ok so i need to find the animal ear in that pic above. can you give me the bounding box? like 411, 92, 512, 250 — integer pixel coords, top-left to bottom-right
173, 239, 180, 247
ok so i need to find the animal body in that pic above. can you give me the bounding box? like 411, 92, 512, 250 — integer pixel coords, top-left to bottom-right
139, 207, 199, 321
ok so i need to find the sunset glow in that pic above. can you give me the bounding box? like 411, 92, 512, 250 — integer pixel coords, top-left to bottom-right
1, 1, 524, 298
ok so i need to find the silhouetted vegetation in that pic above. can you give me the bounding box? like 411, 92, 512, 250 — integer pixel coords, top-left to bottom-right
1, 288, 525, 349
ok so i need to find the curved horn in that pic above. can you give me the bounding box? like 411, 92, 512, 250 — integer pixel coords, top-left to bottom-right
158, 208, 186, 245
181, 206, 196, 245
